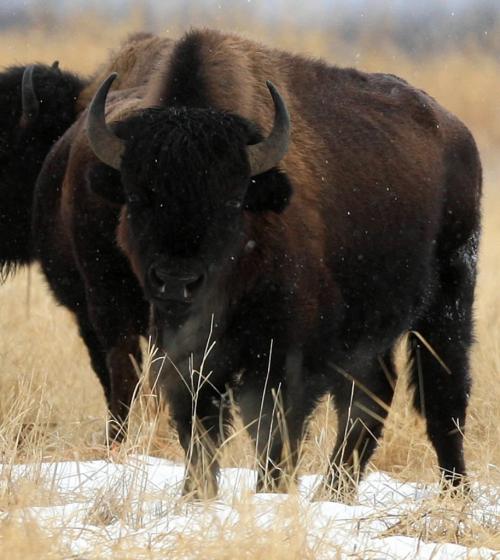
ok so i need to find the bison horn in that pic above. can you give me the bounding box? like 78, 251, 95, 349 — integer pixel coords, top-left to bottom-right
86, 73, 125, 170
21, 65, 39, 125
246, 81, 291, 176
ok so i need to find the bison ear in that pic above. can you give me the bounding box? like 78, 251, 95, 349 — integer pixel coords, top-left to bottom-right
244, 168, 293, 213
86, 163, 124, 205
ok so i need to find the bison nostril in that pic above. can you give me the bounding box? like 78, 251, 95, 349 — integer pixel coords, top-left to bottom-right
148, 264, 205, 301
148, 265, 167, 292
184, 274, 205, 299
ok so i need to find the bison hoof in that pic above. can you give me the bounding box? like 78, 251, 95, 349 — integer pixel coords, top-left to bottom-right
181, 478, 219, 501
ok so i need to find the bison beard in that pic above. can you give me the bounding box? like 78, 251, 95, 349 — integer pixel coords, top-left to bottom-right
31, 29, 481, 500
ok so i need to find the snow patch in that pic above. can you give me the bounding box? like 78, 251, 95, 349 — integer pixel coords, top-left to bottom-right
1, 457, 498, 558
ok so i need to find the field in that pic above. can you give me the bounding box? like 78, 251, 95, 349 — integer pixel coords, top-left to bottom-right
0, 12, 499, 559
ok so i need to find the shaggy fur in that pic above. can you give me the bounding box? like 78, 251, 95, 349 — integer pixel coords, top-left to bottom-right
29, 29, 481, 498
0, 63, 85, 280
77, 32, 173, 110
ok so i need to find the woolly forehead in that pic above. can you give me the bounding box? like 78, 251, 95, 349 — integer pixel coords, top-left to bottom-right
116, 107, 259, 200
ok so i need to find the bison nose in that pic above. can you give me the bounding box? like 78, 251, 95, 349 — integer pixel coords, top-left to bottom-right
147, 264, 205, 302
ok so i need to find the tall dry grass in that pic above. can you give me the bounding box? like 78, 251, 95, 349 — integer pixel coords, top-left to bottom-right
0, 11, 499, 557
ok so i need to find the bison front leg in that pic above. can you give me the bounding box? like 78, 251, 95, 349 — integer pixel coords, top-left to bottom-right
86, 300, 144, 441
85, 302, 146, 441
77, 232, 148, 442
239, 383, 286, 492
105, 335, 142, 440
77, 315, 140, 441
169, 387, 231, 500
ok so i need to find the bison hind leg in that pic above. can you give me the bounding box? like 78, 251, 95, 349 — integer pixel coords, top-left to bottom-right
314, 350, 397, 502
408, 236, 477, 488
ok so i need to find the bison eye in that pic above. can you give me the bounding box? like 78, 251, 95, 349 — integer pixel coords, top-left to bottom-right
225, 200, 242, 210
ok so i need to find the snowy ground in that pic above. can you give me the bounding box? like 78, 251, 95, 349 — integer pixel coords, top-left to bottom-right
1, 456, 499, 559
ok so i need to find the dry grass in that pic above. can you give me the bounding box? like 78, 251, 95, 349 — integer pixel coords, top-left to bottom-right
0, 12, 499, 558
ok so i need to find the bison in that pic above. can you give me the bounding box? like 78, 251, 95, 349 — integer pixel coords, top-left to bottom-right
1, 33, 174, 422
0, 32, 171, 280
0, 61, 85, 279
31, 29, 481, 499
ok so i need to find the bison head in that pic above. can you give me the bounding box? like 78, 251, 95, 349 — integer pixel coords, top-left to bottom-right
86, 74, 292, 329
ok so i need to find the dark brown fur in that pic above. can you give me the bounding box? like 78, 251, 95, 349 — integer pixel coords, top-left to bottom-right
0, 62, 86, 279
32, 29, 481, 498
